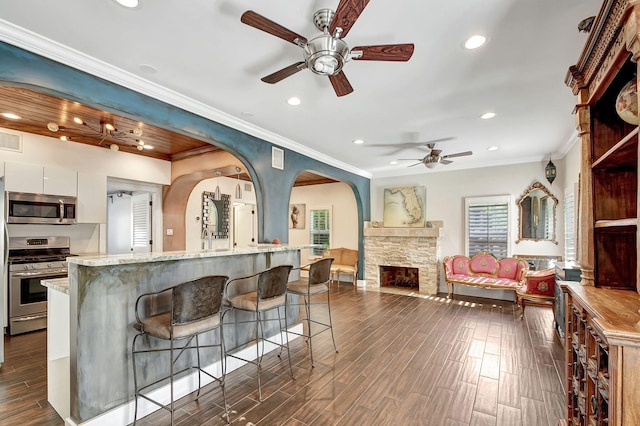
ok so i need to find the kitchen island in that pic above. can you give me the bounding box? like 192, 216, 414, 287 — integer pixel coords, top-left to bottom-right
57, 245, 305, 426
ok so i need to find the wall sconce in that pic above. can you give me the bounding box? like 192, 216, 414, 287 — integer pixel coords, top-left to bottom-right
545, 154, 557, 185
234, 167, 243, 199
213, 171, 222, 200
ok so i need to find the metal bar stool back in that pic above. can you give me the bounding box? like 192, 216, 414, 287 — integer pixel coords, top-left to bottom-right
132, 275, 230, 425
287, 257, 339, 367
223, 264, 295, 401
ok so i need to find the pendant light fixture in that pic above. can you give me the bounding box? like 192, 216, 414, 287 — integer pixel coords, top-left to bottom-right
545, 154, 557, 185
235, 167, 242, 199
214, 171, 221, 200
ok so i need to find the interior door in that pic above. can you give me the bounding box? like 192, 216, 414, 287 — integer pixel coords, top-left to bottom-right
234, 203, 256, 248
131, 192, 152, 253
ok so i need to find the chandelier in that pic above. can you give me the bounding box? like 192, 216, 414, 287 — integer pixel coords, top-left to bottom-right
46, 117, 153, 152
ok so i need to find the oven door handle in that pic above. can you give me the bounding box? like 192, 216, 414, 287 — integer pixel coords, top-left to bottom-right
13, 314, 47, 322
12, 270, 68, 277
59, 199, 64, 222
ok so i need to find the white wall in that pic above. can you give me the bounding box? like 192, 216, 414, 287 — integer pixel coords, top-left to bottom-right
185, 177, 257, 251
371, 161, 566, 299
289, 182, 359, 266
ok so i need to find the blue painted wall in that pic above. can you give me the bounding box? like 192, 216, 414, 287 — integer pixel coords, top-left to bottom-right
0, 42, 370, 276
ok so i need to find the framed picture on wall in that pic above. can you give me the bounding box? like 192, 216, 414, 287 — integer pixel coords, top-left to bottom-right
383, 186, 426, 227
289, 204, 306, 229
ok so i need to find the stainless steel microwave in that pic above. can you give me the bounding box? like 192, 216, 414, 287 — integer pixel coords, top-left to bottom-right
6, 192, 77, 224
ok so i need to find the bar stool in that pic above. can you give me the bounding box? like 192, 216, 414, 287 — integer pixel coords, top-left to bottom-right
131, 275, 230, 425
223, 264, 294, 401
287, 257, 338, 367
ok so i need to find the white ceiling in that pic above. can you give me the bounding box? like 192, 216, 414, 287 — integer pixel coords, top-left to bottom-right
0, 0, 601, 178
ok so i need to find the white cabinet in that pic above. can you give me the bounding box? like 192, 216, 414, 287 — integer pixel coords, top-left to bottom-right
44, 167, 77, 196
4, 161, 43, 193
77, 172, 107, 223
4, 162, 77, 196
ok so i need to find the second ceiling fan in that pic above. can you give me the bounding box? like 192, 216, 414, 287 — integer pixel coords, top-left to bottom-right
401, 143, 473, 169
241, 0, 415, 97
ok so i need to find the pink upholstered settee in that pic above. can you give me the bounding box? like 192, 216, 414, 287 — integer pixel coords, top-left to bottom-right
443, 252, 529, 299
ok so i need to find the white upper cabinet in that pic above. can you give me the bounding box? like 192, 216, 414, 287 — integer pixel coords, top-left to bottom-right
43, 166, 77, 196
77, 172, 107, 223
4, 161, 44, 193
5, 162, 77, 196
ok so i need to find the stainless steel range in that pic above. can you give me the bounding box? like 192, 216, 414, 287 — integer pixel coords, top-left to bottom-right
8, 236, 71, 335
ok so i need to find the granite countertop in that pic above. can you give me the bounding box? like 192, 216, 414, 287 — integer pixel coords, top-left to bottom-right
67, 244, 313, 267
41, 277, 69, 295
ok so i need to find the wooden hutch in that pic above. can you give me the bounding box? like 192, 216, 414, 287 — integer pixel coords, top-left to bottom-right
564, 0, 640, 425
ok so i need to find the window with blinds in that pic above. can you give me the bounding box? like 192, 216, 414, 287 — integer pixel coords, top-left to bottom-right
465, 196, 510, 258
564, 191, 576, 261
309, 209, 330, 256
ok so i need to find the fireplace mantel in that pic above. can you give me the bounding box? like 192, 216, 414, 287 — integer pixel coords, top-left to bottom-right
363, 221, 443, 294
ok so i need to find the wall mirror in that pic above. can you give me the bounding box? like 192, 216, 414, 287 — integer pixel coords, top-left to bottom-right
516, 181, 558, 244
202, 191, 230, 239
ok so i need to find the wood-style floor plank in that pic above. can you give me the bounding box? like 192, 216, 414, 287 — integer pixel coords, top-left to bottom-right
0, 284, 567, 425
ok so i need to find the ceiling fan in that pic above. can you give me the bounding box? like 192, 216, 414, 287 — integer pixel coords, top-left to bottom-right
400, 144, 473, 169
240, 0, 415, 97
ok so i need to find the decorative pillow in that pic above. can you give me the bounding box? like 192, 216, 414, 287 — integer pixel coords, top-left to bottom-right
469, 253, 499, 276
524, 269, 555, 296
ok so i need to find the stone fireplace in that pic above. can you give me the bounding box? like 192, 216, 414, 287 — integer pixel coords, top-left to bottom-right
363, 221, 442, 294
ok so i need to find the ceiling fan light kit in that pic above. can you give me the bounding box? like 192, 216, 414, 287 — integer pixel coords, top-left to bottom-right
241, 0, 415, 96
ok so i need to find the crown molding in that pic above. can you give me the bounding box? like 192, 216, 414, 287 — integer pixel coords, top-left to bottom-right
0, 19, 372, 179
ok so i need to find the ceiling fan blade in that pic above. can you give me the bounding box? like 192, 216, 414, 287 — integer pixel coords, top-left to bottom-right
442, 151, 473, 159
430, 149, 442, 157
408, 162, 423, 167
440, 159, 453, 165
329, 71, 354, 97
351, 44, 415, 61
329, 0, 371, 38
241, 10, 308, 45
398, 158, 422, 161
261, 62, 307, 84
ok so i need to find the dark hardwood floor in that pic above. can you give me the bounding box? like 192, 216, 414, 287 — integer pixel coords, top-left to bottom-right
0, 285, 566, 425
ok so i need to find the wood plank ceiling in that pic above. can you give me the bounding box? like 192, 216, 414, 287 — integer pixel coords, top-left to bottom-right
0, 86, 336, 186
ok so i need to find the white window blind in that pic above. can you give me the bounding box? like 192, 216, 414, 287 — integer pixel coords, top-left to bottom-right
564, 191, 576, 261
309, 209, 330, 256
131, 193, 151, 252
466, 197, 509, 258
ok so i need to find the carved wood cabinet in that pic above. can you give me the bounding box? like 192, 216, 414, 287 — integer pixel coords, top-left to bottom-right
564, 1, 640, 425
561, 283, 640, 426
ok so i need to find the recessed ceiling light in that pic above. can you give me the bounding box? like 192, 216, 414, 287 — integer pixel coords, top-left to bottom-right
353, 139, 364, 145
464, 35, 487, 50
481, 112, 496, 119
1, 112, 21, 120
114, 0, 139, 8
487, 146, 499, 151
73, 117, 84, 125
139, 64, 157, 74
287, 97, 301, 106
60, 136, 71, 141
142, 144, 154, 150
390, 160, 398, 165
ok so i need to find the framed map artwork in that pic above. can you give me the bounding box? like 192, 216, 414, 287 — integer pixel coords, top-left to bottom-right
383, 186, 426, 228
